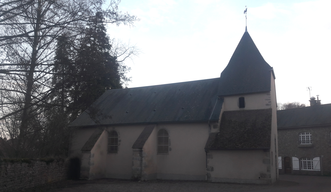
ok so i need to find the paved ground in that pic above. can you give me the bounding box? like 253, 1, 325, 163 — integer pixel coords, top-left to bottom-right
48, 175, 331, 192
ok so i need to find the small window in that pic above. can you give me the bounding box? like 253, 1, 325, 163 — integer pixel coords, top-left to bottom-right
299, 132, 312, 144
239, 97, 245, 108
301, 158, 313, 170
108, 130, 118, 153
158, 129, 169, 154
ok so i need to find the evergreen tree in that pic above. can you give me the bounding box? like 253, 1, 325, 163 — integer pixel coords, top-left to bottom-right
64, 12, 123, 120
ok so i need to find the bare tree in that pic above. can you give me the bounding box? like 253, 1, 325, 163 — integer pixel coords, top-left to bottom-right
279, 102, 306, 110
0, 0, 137, 157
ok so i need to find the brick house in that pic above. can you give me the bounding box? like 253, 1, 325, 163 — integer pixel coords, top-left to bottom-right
277, 102, 331, 175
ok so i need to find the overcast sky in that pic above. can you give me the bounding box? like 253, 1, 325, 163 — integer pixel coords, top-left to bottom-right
107, 0, 331, 106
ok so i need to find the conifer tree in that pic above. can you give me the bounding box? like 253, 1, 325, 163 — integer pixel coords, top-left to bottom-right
69, 12, 123, 119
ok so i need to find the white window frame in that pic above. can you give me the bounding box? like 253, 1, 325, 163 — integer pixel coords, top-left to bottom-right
299, 132, 312, 144
301, 158, 313, 170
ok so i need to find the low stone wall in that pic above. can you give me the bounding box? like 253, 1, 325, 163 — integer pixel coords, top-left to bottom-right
0, 158, 67, 192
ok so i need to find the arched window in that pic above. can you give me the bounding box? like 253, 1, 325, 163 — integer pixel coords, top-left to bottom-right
158, 129, 169, 154
299, 132, 312, 144
108, 130, 118, 153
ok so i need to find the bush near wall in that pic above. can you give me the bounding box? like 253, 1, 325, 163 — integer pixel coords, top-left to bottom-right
0, 158, 67, 192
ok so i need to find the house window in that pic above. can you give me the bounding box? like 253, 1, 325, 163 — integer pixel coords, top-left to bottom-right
158, 129, 169, 154
239, 97, 245, 108
299, 132, 312, 144
301, 158, 313, 170
108, 130, 118, 153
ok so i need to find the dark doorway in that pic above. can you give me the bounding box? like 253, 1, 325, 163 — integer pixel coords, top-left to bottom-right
284, 156, 292, 174
68, 157, 81, 180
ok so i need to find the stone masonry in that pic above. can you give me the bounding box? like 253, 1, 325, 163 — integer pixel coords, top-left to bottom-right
278, 126, 331, 175
0, 159, 67, 192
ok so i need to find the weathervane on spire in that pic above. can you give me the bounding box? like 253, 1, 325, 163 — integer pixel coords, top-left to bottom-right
244, 6, 247, 32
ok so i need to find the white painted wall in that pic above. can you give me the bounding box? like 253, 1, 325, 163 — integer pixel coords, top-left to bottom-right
269, 73, 279, 182
89, 130, 107, 179
71, 123, 210, 180
142, 127, 158, 180
223, 92, 271, 111
69, 127, 100, 179
209, 150, 270, 184
156, 123, 209, 180
104, 125, 145, 179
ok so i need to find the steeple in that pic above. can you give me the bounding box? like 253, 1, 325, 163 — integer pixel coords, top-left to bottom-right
218, 32, 274, 96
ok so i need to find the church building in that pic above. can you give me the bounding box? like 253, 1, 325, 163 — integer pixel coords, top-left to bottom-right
69, 30, 278, 184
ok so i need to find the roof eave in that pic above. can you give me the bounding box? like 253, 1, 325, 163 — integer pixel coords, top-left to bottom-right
69, 119, 220, 128
278, 124, 331, 130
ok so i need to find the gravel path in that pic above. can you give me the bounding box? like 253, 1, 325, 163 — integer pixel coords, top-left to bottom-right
48, 175, 331, 192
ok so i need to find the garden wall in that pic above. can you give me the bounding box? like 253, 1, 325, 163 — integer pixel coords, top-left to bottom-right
0, 159, 67, 192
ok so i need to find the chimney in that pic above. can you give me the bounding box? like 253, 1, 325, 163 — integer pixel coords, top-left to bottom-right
316, 95, 321, 105
309, 97, 316, 106
310, 95, 321, 107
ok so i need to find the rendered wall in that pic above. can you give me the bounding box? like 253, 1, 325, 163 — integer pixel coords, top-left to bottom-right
223, 92, 272, 111
71, 123, 210, 180
156, 123, 209, 180
89, 130, 107, 179
105, 126, 145, 179
141, 128, 158, 180
207, 150, 271, 184
269, 74, 279, 182
69, 127, 98, 179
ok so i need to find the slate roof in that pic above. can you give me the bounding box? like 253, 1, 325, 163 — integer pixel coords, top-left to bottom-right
132, 125, 155, 149
277, 104, 331, 129
70, 78, 223, 127
218, 32, 274, 96
70, 31, 274, 128
205, 109, 272, 150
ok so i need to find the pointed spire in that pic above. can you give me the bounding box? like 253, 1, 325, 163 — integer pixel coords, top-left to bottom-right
218, 32, 273, 96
